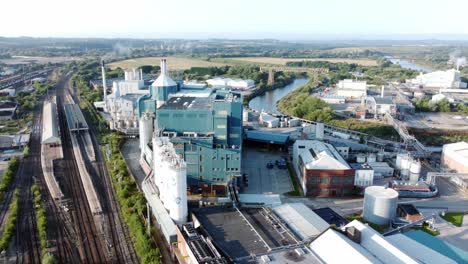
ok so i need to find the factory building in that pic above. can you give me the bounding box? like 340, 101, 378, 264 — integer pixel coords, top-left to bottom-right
0, 100, 17, 121
272, 203, 329, 241
96, 63, 149, 133
292, 140, 355, 197
206, 77, 255, 90
364, 96, 396, 118
139, 59, 243, 188
336, 79, 367, 98
407, 69, 467, 89
368, 161, 395, 178
259, 112, 279, 128
441, 141, 468, 173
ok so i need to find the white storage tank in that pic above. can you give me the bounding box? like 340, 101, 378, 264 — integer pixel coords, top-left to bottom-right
363, 186, 399, 225
400, 155, 411, 170
243, 110, 249, 122
316, 121, 324, 140
139, 113, 153, 153
357, 154, 367, 163
377, 152, 385, 162
367, 153, 377, 163
409, 160, 421, 184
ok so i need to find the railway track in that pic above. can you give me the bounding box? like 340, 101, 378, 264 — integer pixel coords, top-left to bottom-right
16, 102, 44, 264
56, 90, 108, 263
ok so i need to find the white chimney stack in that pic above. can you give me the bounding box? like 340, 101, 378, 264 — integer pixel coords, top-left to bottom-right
140, 68, 143, 80
381, 85, 385, 98
161, 58, 167, 75
101, 60, 107, 108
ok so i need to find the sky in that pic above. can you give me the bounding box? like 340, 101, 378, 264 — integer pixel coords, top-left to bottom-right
1, 0, 468, 39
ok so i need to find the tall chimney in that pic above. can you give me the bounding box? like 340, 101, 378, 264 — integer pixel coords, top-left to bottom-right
101, 60, 107, 107
140, 68, 143, 80
381, 85, 385, 98
161, 58, 167, 75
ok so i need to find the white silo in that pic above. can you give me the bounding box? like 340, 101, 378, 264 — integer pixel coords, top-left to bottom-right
363, 186, 398, 225
242, 110, 249, 122
377, 152, 385, 162
139, 113, 153, 154
396, 153, 406, 169
409, 160, 421, 184
316, 121, 324, 140
356, 154, 366, 163
367, 153, 377, 163
167, 158, 188, 224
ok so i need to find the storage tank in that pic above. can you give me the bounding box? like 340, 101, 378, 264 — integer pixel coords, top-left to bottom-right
377, 152, 385, 162
167, 158, 188, 224
409, 160, 421, 184
367, 153, 377, 163
356, 154, 366, 163
243, 110, 249, 122
316, 121, 324, 140
363, 186, 398, 225
288, 118, 300, 127
139, 113, 153, 154
400, 155, 411, 170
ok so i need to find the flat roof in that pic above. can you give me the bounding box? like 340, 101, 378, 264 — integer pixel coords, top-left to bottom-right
273, 203, 329, 241
313, 207, 349, 228
404, 230, 468, 263
159, 96, 212, 110
63, 104, 88, 131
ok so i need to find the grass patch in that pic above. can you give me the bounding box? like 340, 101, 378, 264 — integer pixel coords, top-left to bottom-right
441, 212, 465, 227
285, 162, 302, 196
225, 57, 378, 66
0, 189, 19, 251
0, 157, 19, 203
346, 214, 387, 233
414, 222, 440, 236
109, 56, 230, 70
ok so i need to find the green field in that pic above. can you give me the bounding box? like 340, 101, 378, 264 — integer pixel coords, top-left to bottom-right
109, 56, 230, 70
441, 212, 466, 227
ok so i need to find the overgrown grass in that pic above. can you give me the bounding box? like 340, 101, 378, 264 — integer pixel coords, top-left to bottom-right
441, 212, 465, 227
102, 133, 160, 264
0, 157, 19, 203
0, 189, 19, 251
346, 214, 387, 233
414, 222, 440, 236
285, 163, 302, 196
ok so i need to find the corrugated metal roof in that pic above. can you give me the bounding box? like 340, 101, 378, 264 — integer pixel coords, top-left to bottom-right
295, 140, 350, 170
64, 104, 88, 131
42, 101, 61, 145
387, 233, 456, 264
273, 203, 329, 240
404, 230, 468, 264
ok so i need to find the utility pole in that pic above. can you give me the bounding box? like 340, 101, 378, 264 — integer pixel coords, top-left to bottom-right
147, 203, 151, 235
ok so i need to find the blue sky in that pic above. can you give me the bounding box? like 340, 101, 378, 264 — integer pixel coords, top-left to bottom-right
1, 0, 468, 39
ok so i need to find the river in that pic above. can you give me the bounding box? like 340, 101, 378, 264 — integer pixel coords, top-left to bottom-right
248, 78, 308, 114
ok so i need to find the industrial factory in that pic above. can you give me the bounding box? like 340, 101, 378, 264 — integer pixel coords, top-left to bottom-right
406, 69, 467, 89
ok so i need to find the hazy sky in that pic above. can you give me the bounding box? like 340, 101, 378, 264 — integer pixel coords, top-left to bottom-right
2, 0, 468, 39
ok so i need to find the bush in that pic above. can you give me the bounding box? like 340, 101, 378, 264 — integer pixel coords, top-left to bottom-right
0, 157, 20, 202
0, 189, 19, 251
32, 183, 48, 255
103, 133, 160, 263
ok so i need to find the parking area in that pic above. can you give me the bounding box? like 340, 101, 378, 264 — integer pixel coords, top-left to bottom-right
241, 146, 293, 195
404, 113, 468, 131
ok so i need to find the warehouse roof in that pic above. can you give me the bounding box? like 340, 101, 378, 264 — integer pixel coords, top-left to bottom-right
273, 203, 329, 241
244, 130, 289, 145
41, 101, 61, 145
295, 140, 350, 170
404, 230, 468, 264
310, 229, 382, 264
64, 104, 88, 131
344, 220, 418, 264
386, 233, 456, 264
443, 141, 468, 164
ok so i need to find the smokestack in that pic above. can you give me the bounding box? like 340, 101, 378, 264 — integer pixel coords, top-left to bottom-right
140, 68, 143, 80
101, 60, 107, 107
381, 85, 385, 98
161, 58, 167, 75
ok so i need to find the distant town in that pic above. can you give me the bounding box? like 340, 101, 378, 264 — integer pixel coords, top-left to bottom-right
0, 37, 467, 264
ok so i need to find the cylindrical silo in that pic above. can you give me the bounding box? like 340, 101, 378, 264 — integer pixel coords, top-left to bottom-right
168, 159, 188, 224
363, 186, 398, 225
316, 121, 324, 140
377, 152, 385, 162
409, 160, 421, 184
139, 113, 153, 153
357, 154, 366, 163
400, 155, 411, 171
243, 110, 249, 122
367, 153, 377, 163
